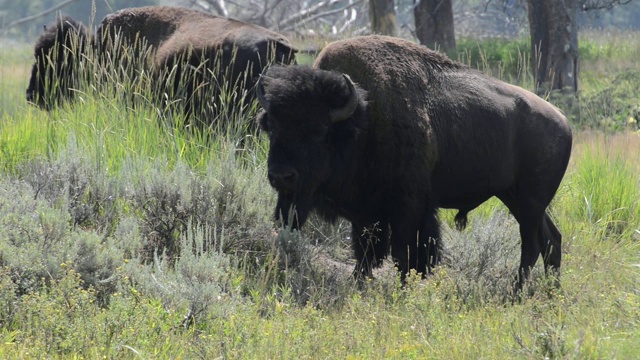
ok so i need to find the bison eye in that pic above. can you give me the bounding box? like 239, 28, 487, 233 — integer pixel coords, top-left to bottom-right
257, 111, 269, 132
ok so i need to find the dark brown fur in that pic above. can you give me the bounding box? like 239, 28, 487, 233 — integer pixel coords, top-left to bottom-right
256, 35, 572, 290
26, 6, 297, 124
26, 16, 87, 109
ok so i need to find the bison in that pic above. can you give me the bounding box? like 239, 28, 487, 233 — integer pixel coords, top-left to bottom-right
26, 6, 297, 126
255, 35, 572, 290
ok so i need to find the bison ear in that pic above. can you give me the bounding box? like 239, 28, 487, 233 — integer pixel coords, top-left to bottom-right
330, 74, 359, 123
256, 110, 269, 132
256, 75, 270, 111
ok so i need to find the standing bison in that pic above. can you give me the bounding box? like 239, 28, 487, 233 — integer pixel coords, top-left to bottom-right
256, 35, 572, 290
26, 6, 297, 125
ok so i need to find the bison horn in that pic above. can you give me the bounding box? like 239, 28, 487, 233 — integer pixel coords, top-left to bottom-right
256, 75, 269, 110
330, 74, 359, 123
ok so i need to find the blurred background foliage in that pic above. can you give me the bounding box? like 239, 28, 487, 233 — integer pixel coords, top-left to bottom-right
2, 0, 640, 42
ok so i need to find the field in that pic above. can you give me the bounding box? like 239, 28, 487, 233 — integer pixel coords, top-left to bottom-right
0, 31, 639, 358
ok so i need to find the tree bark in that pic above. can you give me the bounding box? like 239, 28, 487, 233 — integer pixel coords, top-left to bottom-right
413, 0, 456, 53
369, 0, 397, 36
527, 0, 579, 94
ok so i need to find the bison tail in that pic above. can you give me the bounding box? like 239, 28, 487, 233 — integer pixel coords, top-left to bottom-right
454, 211, 468, 231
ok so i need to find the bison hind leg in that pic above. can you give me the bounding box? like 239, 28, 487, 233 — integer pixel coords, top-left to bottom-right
541, 212, 562, 289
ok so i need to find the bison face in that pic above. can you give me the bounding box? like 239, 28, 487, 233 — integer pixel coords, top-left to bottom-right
26, 18, 86, 109
256, 66, 361, 228
26, 49, 78, 110
25, 54, 61, 109
257, 108, 334, 228
26, 61, 47, 109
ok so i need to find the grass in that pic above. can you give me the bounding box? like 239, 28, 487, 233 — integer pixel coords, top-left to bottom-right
0, 32, 639, 358
0, 45, 31, 118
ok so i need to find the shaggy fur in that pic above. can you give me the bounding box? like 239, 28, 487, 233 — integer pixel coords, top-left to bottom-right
257, 35, 572, 289
26, 6, 297, 123
26, 16, 87, 109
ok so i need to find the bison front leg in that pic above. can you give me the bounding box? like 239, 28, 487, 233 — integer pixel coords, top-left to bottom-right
390, 207, 440, 282
351, 222, 389, 280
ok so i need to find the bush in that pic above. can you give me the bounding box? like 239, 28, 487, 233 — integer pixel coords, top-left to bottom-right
579, 70, 640, 130
439, 211, 525, 306
0, 171, 121, 305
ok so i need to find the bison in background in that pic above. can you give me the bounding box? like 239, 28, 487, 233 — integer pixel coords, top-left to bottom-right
256, 35, 572, 291
26, 6, 297, 128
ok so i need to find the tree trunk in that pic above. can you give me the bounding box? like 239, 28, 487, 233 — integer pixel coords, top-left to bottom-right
527, 0, 579, 94
369, 0, 397, 36
413, 0, 456, 53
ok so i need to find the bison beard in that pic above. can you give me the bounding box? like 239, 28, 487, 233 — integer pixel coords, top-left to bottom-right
256, 35, 572, 293
271, 167, 326, 230
274, 193, 309, 230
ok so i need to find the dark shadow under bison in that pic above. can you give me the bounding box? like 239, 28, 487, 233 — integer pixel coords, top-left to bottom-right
26, 6, 297, 128
256, 35, 572, 292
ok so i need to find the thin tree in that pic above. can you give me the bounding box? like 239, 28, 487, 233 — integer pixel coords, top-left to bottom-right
527, 0, 579, 94
526, 0, 635, 94
369, 0, 397, 36
413, 0, 456, 53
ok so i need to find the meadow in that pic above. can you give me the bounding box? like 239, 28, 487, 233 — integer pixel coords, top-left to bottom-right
0, 30, 639, 358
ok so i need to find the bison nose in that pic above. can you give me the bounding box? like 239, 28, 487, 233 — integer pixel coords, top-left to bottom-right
268, 168, 299, 192
26, 91, 33, 103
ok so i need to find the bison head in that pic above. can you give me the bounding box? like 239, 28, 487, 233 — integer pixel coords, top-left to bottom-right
256, 65, 366, 228
26, 17, 87, 109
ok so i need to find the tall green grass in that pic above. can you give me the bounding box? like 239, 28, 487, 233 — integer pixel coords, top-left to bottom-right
0, 45, 31, 117
0, 35, 268, 174
0, 33, 639, 358
562, 132, 640, 238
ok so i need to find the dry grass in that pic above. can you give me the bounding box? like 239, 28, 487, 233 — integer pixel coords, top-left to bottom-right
571, 130, 640, 171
